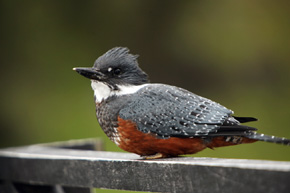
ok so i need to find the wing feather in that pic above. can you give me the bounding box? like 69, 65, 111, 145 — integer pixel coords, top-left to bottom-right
119, 84, 255, 138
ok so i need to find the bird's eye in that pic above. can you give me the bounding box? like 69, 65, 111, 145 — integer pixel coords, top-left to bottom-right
113, 68, 122, 75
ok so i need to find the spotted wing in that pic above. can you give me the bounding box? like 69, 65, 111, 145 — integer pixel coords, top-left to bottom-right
119, 84, 255, 139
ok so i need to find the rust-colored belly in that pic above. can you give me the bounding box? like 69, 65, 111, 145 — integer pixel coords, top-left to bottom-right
116, 117, 258, 157
117, 117, 207, 156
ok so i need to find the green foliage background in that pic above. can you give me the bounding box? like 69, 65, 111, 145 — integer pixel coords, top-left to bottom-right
1, 1, 290, 192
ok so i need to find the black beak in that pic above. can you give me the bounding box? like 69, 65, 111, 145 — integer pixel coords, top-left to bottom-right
73, 67, 105, 80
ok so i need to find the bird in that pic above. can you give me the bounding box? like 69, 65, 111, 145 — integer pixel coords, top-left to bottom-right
73, 47, 290, 159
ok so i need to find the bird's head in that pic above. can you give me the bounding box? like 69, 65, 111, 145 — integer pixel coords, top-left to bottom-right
73, 47, 149, 91
73, 47, 149, 102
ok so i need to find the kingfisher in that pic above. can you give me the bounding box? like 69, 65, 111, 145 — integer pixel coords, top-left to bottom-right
73, 47, 290, 159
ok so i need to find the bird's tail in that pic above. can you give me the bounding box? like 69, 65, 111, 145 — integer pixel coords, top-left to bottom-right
247, 132, 290, 145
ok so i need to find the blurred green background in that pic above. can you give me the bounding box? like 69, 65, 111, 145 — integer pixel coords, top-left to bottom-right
1, 1, 290, 191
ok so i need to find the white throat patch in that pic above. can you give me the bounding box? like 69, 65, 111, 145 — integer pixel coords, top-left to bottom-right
91, 81, 147, 103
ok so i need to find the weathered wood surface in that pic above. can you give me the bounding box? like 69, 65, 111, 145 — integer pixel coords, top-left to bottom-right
0, 139, 290, 193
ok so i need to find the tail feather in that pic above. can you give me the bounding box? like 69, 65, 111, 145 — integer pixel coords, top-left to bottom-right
233, 116, 258, 123
247, 133, 290, 146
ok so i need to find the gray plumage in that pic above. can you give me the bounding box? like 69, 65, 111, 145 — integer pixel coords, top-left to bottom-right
119, 84, 256, 139
93, 47, 148, 87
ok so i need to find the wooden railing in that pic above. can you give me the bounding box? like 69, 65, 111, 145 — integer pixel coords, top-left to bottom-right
0, 138, 289, 193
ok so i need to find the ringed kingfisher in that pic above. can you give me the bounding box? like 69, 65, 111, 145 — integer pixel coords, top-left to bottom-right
73, 47, 290, 159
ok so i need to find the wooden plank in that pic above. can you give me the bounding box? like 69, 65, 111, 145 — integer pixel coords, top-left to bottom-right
0, 140, 290, 193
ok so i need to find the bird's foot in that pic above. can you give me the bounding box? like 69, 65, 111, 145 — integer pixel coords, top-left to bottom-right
142, 153, 168, 160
